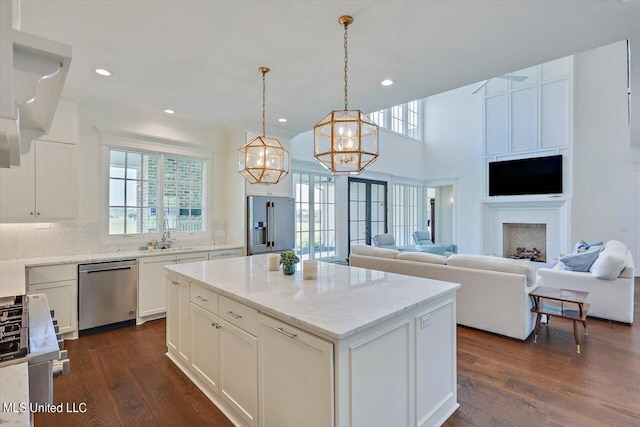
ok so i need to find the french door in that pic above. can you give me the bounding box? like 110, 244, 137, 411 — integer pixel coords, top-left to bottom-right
348, 178, 387, 250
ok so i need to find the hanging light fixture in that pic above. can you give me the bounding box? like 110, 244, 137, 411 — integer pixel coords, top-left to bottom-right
239, 67, 289, 184
314, 15, 379, 174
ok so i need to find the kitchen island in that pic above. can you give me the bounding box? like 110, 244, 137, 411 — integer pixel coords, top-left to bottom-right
165, 254, 460, 427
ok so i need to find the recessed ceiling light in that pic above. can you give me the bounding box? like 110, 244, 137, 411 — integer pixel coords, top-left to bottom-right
163, 109, 175, 114
278, 118, 287, 123
95, 68, 112, 76
381, 79, 394, 87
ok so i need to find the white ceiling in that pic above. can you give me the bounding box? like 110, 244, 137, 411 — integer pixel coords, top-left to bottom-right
18, 0, 640, 135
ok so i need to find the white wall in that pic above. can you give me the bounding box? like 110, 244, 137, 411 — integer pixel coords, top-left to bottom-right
423, 84, 484, 254
572, 41, 639, 263
292, 128, 425, 179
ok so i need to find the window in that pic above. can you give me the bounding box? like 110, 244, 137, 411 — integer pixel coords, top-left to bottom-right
392, 183, 421, 246
369, 99, 424, 140
293, 172, 336, 260
109, 149, 205, 235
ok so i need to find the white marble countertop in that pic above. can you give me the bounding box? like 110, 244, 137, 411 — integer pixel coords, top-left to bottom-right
0, 362, 30, 426
166, 254, 460, 341
0, 244, 242, 298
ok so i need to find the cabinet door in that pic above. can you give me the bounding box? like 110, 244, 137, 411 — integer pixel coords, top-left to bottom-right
0, 148, 35, 222
220, 319, 258, 427
259, 314, 334, 427
178, 279, 191, 364
28, 280, 77, 335
138, 255, 176, 318
35, 139, 76, 220
190, 303, 220, 393
166, 276, 180, 354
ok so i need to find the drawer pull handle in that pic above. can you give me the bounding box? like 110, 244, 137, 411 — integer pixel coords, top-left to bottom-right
211, 322, 221, 329
275, 327, 297, 339
195, 295, 208, 302
226, 311, 242, 319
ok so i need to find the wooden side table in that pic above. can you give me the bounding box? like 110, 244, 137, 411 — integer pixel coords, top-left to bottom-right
529, 286, 590, 353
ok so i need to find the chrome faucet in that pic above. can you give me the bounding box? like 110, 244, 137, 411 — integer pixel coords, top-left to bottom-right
161, 218, 171, 243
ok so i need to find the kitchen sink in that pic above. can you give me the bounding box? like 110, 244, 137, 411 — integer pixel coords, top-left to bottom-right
144, 246, 193, 253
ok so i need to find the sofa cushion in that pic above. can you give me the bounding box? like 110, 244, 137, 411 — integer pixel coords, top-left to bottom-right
447, 254, 536, 286
620, 251, 634, 279
417, 244, 446, 255
397, 251, 448, 265
590, 251, 626, 280
557, 247, 601, 272
351, 244, 399, 259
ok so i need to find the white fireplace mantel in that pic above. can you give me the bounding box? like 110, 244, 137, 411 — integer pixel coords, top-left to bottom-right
482, 196, 570, 268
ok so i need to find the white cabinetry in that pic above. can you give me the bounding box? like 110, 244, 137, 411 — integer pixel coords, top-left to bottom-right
168, 275, 258, 427
27, 263, 78, 338
166, 275, 191, 364
0, 139, 77, 222
138, 251, 208, 324
190, 302, 220, 391
259, 314, 333, 427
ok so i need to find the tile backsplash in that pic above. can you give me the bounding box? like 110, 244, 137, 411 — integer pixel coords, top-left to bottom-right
0, 222, 216, 260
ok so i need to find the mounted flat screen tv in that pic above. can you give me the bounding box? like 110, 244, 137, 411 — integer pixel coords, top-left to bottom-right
489, 155, 563, 196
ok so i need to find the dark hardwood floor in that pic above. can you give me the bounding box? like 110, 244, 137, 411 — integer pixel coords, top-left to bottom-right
36, 281, 639, 426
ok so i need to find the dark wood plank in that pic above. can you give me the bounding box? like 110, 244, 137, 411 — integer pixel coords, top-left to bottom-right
445, 278, 640, 426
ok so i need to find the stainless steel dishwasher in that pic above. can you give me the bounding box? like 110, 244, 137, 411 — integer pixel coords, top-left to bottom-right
78, 259, 138, 333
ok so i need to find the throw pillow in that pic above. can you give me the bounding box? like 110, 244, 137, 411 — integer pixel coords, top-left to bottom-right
590, 251, 626, 280
558, 247, 601, 272
574, 240, 603, 252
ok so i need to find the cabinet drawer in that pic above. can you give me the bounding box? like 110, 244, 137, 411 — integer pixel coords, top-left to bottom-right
208, 248, 243, 259
190, 283, 218, 314
219, 295, 258, 336
28, 263, 77, 285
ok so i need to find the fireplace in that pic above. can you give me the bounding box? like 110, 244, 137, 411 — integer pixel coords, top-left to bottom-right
482, 197, 569, 268
502, 223, 546, 262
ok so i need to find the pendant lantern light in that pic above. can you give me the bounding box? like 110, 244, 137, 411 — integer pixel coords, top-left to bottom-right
314, 15, 379, 174
239, 67, 289, 184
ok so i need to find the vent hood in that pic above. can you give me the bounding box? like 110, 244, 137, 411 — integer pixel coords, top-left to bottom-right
0, 1, 71, 168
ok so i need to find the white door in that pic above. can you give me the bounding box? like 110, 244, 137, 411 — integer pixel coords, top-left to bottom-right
28, 280, 77, 335
166, 276, 179, 354
190, 303, 220, 392
0, 148, 34, 222
178, 279, 191, 364
35, 139, 76, 220
138, 255, 176, 318
220, 319, 258, 427
259, 314, 334, 427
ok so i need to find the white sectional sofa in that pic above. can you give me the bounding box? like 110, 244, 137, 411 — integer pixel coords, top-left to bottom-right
536, 240, 635, 324
349, 245, 539, 340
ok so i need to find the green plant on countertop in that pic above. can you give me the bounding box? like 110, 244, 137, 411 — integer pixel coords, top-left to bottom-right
279, 250, 300, 267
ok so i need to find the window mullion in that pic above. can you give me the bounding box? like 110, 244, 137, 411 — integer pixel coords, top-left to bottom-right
158, 154, 165, 234
309, 174, 315, 259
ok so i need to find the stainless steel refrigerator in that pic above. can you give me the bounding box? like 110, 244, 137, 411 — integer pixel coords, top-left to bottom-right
247, 196, 295, 255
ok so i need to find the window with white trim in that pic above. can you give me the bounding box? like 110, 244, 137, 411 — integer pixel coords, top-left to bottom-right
392, 183, 421, 246
293, 172, 336, 260
369, 99, 424, 140
108, 148, 205, 235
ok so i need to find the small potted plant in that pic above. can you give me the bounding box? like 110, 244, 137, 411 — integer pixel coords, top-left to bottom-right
279, 250, 300, 275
